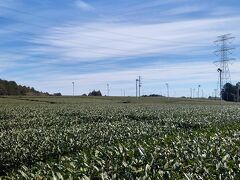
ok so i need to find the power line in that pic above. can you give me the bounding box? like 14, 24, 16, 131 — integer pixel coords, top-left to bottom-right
0, 25, 212, 66
103, 0, 181, 22
0, 5, 209, 47
0, 28, 164, 60
0, 18, 149, 55
0, 17, 208, 59
0, 6, 217, 65
0, 16, 187, 47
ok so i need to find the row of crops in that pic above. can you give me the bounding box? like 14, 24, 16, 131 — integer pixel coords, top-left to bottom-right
0, 99, 239, 179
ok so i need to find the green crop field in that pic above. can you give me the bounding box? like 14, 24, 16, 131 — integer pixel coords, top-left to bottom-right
0, 96, 239, 179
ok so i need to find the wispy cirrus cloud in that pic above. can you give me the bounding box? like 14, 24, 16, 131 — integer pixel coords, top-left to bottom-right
16, 60, 240, 96
29, 16, 240, 63
1, 0, 240, 95
75, 0, 94, 11
0, 0, 14, 6
163, 4, 206, 16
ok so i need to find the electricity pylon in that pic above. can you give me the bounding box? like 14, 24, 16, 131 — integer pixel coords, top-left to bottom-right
214, 34, 235, 92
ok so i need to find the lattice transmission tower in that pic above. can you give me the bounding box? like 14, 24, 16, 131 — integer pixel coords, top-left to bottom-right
214, 34, 235, 91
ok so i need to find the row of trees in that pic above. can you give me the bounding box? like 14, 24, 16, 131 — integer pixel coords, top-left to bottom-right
1, 78, 238, 100
0, 79, 103, 96
81, 90, 102, 96
222, 82, 240, 102
0, 79, 47, 96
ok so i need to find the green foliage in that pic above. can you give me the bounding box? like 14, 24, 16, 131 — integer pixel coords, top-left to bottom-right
0, 79, 46, 96
53, 93, 62, 96
88, 90, 102, 96
222, 82, 240, 102
0, 98, 239, 179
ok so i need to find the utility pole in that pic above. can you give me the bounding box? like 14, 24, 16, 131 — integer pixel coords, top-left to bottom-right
138, 76, 142, 97
237, 85, 240, 102
214, 89, 217, 100
214, 34, 235, 91
166, 83, 169, 98
107, 84, 110, 96
136, 79, 139, 97
217, 68, 222, 100
198, 85, 201, 98
72, 82, 75, 96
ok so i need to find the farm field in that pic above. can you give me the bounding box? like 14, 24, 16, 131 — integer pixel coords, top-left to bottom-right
0, 96, 239, 179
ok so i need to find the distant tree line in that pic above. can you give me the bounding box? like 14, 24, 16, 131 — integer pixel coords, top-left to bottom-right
88, 90, 102, 96
52, 93, 62, 96
222, 82, 240, 102
0, 79, 48, 96
142, 94, 164, 97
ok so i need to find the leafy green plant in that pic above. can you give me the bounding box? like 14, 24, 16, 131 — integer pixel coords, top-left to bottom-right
0, 98, 239, 179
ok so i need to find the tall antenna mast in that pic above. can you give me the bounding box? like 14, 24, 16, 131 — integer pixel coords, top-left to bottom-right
214, 34, 235, 92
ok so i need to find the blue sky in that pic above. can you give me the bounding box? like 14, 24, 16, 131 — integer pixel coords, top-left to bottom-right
0, 0, 239, 96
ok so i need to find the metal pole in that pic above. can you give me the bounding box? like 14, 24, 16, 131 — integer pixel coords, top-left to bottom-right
107, 84, 110, 96
198, 85, 201, 98
214, 89, 217, 100
237, 86, 240, 102
220, 71, 222, 99
166, 83, 169, 98
136, 79, 138, 97
72, 82, 75, 96
218, 68, 222, 100
138, 76, 141, 97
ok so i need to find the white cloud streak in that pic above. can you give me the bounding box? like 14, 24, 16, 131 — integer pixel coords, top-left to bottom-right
29, 16, 240, 62
19, 60, 240, 96
75, 0, 94, 11
163, 4, 206, 16
2, 0, 240, 96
